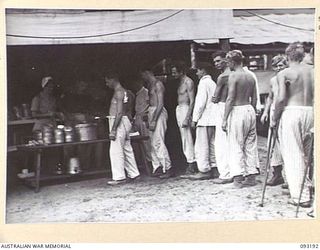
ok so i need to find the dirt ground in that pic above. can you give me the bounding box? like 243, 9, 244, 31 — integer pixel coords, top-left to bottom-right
6, 136, 314, 223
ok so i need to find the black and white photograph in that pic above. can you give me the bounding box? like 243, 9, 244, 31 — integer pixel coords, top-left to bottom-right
5, 8, 315, 223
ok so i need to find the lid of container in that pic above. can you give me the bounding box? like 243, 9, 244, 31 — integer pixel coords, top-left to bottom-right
75, 123, 97, 128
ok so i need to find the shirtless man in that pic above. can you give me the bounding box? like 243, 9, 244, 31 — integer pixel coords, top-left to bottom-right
260, 55, 288, 186
211, 51, 233, 184
171, 62, 197, 177
222, 50, 259, 188
271, 42, 314, 207
140, 69, 173, 179
105, 70, 140, 185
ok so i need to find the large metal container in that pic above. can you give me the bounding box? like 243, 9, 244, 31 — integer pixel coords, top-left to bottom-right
33, 130, 43, 141
54, 128, 65, 143
42, 125, 54, 144
67, 157, 81, 175
64, 126, 75, 143
75, 123, 97, 141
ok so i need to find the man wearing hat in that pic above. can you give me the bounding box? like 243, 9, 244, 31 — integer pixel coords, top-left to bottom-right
31, 76, 57, 131
31, 76, 60, 173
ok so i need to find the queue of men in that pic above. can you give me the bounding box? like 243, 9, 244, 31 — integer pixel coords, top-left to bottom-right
104, 42, 314, 208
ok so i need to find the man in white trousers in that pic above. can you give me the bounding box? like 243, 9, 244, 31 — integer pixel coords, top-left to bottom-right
260, 55, 288, 186
211, 51, 233, 184
189, 62, 219, 180
140, 69, 173, 179
105, 70, 140, 185
171, 62, 197, 177
222, 50, 259, 188
131, 77, 152, 171
271, 42, 314, 208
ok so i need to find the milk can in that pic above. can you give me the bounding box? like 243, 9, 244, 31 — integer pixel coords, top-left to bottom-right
75, 123, 98, 141
42, 125, 54, 144
67, 157, 81, 175
33, 130, 43, 141
54, 128, 65, 143
33, 130, 43, 144
64, 126, 75, 143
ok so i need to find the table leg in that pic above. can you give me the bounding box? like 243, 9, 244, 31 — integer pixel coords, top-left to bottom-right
138, 142, 151, 176
35, 149, 42, 193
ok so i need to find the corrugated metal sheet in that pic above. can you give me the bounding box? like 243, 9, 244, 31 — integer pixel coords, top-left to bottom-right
232, 14, 314, 44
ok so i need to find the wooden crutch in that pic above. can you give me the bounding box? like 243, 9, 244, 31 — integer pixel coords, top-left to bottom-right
259, 124, 279, 207
295, 130, 314, 217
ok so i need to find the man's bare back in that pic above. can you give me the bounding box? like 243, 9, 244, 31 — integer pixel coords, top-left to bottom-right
177, 76, 194, 105
229, 70, 256, 106
277, 64, 314, 106
214, 73, 229, 103
149, 80, 165, 107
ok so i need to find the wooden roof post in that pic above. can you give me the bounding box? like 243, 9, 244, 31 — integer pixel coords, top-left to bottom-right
219, 38, 231, 52
190, 42, 197, 69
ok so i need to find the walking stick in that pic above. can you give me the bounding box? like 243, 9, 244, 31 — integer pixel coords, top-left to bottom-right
295, 131, 314, 218
259, 124, 278, 207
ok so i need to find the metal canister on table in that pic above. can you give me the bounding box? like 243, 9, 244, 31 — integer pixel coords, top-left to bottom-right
33, 130, 44, 144
64, 126, 75, 143
54, 126, 65, 144
33, 130, 43, 140
75, 123, 98, 141
67, 157, 81, 175
42, 125, 54, 144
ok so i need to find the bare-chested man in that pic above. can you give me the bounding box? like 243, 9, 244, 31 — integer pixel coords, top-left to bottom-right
171, 62, 197, 177
222, 50, 259, 188
140, 69, 173, 179
271, 42, 314, 208
211, 51, 233, 184
105, 70, 140, 185
260, 55, 288, 186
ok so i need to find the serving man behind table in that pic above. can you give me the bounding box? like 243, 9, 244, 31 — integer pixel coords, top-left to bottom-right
171, 62, 197, 177
271, 42, 314, 208
222, 50, 259, 188
140, 69, 173, 179
31, 76, 61, 172
105, 70, 140, 185
260, 55, 288, 186
211, 51, 233, 184
31, 76, 58, 131
189, 62, 219, 180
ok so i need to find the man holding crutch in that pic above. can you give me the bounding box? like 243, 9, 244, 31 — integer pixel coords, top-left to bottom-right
271, 42, 314, 208
260, 55, 288, 186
